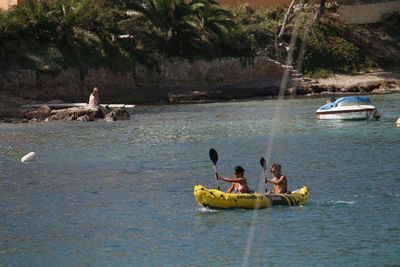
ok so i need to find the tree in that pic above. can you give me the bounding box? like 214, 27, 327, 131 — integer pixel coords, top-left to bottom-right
126, 0, 236, 58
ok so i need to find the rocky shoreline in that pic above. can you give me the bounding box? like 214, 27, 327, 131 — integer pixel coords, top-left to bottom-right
1, 71, 399, 123
295, 71, 400, 96
0, 99, 130, 123
164, 71, 400, 102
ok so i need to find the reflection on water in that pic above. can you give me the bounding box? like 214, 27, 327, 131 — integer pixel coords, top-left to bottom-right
1, 94, 400, 266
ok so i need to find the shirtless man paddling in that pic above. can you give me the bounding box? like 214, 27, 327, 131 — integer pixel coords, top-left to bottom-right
264, 163, 288, 194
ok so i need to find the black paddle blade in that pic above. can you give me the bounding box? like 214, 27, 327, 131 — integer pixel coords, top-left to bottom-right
209, 148, 218, 165
260, 157, 267, 171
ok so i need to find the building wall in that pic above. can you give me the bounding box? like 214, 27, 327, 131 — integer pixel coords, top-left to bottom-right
0, 0, 28, 10
0, 0, 13, 10
339, 0, 400, 24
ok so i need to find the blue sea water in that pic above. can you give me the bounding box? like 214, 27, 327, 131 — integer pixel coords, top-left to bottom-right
1, 94, 399, 266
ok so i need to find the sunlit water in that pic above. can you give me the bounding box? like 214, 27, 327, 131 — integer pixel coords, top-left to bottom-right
1, 94, 399, 266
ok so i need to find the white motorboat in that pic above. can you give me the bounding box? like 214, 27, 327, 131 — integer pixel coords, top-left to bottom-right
316, 96, 379, 120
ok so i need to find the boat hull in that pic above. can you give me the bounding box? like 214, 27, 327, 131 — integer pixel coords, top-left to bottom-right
316, 96, 377, 120
194, 185, 309, 209
316, 106, 376, 120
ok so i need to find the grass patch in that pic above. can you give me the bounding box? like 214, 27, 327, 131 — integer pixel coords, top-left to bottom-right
304, 69, 334, 79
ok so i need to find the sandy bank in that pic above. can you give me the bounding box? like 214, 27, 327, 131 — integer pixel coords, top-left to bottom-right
314, 71, 400, 88
293, 71, 400, 96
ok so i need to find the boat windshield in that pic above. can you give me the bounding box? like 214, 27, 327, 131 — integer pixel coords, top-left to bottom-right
336, 96, 371, 107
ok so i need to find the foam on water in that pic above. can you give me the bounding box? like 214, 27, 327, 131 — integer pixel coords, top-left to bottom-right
330, 200, 356, 205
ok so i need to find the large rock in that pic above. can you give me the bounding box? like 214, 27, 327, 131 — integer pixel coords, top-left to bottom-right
16, 104, 129, 122
76, 115, 92, 122
48, 107, 95, 121
104, 107, 130, 121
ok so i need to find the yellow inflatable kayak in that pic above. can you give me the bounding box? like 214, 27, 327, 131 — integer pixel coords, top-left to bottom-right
194, 185, 310, 209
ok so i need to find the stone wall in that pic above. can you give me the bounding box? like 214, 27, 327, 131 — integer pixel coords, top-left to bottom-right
0, 57, 293, 104
339, 0, 400, 24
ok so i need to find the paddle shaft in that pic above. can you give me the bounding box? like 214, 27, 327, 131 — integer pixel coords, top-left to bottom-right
213, 165, 220, 190
260, 157, 268, 192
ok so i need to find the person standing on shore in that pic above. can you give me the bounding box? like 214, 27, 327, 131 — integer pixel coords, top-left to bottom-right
264, 163, 288, 194
88, 87, 106, 118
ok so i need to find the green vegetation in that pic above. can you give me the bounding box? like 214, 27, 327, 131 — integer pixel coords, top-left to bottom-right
299, 15, 377, 77
1, 1, 399, 77
0, 0, 240, 72
380, 11, 400, 38
225, 5, 284, 58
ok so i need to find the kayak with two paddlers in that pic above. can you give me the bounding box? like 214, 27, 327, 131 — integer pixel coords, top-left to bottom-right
194, 184, 309, 209
194, 148, 310, 209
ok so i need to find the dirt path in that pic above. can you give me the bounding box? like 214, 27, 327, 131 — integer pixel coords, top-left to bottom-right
294, 71, 400, 96
314, 71, 400, 87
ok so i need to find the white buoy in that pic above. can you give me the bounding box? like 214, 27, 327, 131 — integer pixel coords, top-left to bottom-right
397, 117, 400, 127
21, 152, 36, 163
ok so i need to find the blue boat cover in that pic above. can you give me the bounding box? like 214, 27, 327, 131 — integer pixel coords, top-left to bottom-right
318, 96, 371, 110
